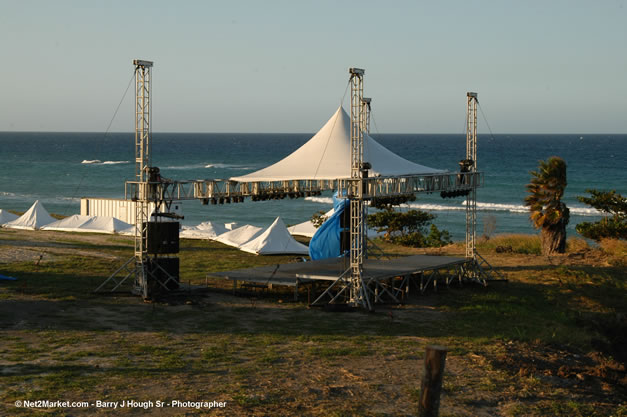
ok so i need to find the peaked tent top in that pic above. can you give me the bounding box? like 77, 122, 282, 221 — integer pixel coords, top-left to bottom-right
42, 215, 91, 232
287, 207, 335, 238
3, 200, 56, 230
180, 221, 228, 240
0, 209, 19, 225
78, 216, 132, 234
214, 224, 264, 248
231, 106, 442, 182
240, 217, 309, 255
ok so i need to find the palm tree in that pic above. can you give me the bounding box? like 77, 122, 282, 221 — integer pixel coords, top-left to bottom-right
524, 156, 570, 255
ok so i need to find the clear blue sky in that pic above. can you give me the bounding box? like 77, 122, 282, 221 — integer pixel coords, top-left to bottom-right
1, 0, 625, 133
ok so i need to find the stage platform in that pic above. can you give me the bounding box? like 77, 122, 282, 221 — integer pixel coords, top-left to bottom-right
207, 255, 469, 302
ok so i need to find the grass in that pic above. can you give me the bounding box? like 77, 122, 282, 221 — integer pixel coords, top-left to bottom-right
1, 230, 626, 416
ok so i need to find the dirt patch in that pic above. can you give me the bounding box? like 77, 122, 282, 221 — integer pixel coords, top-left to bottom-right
491, 340, 627, 397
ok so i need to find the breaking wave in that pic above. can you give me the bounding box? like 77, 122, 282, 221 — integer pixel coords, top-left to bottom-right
204, 163, 255, 169
81, 160, 129, 165
162, 163, 256, 170
408, 201, 601, 216
305, 197, 601, 216
101, 160, 129, 165
304, 197, 334, 204
164, 163, 208, 170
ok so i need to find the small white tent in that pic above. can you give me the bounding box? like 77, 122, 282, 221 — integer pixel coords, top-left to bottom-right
214, 224, 263, 248
0, 209, 19, 225
287, 208, 335, 238
224, 222, 240, 231
3, 200, 56, 230
78, 216, 132, 234
42, 214, 91, 232
231, 106, 441, 182
180, 221, 228, 240
240, 217, 309, 255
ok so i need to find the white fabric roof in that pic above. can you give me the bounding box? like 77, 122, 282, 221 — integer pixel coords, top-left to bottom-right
231, 106, 442, 182
3, 200, 56, 230
41, 215, 131, 234
214, 224, 263, 248
180, 221, 228, 240
77, 216, 132, 234
240, 217, 309, 255
287, 208, 335, 238
0, 209, 19, 225
42, 215, 91, 232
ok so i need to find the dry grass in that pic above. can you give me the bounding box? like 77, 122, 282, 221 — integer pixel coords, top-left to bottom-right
599, 238, 627, 266
1, 229, 626, 416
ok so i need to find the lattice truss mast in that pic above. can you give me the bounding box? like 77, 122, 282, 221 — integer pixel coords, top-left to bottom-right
98, 61, 491, 304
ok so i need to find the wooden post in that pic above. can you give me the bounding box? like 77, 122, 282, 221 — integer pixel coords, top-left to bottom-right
418, 345, 448, 417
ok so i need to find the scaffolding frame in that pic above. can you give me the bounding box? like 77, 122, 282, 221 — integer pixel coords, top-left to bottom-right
465, 92, 478, 259
97, 62, 496, 303
96, 60, 179, 298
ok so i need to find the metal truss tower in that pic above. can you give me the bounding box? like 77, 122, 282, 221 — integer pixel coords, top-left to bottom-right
465, 92, 478, 259
97, 60, 179, 299
361, 97, 371, 133
133, 59, 153, 298
348, 68, 372, 310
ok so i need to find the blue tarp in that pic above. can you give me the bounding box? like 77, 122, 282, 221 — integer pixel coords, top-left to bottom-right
309, 194, 348, 260
0, 274, 17, 281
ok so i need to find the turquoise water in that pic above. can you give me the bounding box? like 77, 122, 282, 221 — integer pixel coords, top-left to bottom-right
0, 132, 625, 240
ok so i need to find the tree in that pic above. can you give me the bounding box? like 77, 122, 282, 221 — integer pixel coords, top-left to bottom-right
367, 208, 451, 248
576, 189, 627, 240
310, 210, 329, 228
524, 156, 570, 255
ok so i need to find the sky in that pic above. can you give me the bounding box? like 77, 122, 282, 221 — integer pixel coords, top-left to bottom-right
1, 0, 626, 134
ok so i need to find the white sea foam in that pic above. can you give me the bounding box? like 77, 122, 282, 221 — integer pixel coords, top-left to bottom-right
410, 201, 601, 216
81, 160, 128, 165
161, 162, 255, 170
101, 160, 129, 165
305, 197, 601, 216
204, 163, 254, 169
304, 197, 334, 204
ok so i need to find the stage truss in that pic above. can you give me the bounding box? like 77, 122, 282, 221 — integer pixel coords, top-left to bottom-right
97, 60, 499, 306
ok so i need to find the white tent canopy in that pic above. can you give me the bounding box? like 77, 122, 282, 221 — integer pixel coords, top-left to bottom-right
42, 215, 131, 234
78, 216, 132, 234
240, 217, 309, 255
180, 221, 228, 240
42, 215, 91, 232
0, 209, 19, 225
3, 200, 56, 230
287, 207, 335, 238
231, 106, 442, 182
214, 224, 264, 248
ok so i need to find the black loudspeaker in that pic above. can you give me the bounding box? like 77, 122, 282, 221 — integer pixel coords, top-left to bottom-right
149, 257, 179, 290
340, 230, 350, 254
146, 222, 179, 254
339, 207, 351, 229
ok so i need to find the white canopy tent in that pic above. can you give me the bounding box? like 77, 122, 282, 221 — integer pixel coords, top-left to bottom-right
287, 207, 335, 238
42, 215, 132, 234
0, 209, 19, 225
78, 216, 132, 234
214, 224, 264, 249
3, 200, 56, 230
240, 217, 309, 255
180, 221, 228, 240
42, 215, 91, 232
231, 106, 442, 182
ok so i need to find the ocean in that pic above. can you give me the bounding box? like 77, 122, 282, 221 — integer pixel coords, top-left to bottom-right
0, 132, 625, 241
